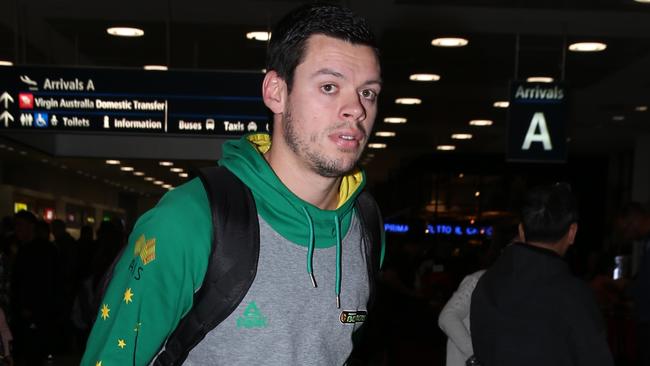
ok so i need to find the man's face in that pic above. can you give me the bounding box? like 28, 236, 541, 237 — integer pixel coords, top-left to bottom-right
280, 34, 381, 177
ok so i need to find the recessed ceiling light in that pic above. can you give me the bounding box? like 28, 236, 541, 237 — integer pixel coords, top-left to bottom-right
635, 105, 648, 112
368, 143, 387, 149
106, 27, 144, 37
431, 37, 469, 47
612, 115, 625, 121
144, 177, 155, 181
568, 42, 607, 52
493, 101, 510, 108
143, 65, 168, 71
409, 73, 441, 82
133, 171, 145, 176
170, 167, 183, 173
153, 180, 164, 185
451, 133, 473, 140
634, 0, 650, 3
179, 173, 189, 178
395, 98, 422, 105
437, 145, 456, 151
246, 31, 271, 41
19, 151, 27, 155
120, 166, 134, 171
475, 191, 481, 197
384, 117, 407, 124
106, 159, 121, 165
469, 119, 493, 126
0, 60, 13, 66
159, 161, 173, 166
375, 131, 396, 137
162, 184, 172, 189
527, 76, 554, 83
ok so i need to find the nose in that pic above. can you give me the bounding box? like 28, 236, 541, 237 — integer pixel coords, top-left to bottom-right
340, 92, 366, 122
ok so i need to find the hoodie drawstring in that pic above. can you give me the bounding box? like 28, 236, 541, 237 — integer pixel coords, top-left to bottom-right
334, 214, 342, 309
302, 207, 317, 288
302, 208, 344, 308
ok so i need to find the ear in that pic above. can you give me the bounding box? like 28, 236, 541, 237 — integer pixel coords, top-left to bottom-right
518, 223, 526, 243
567, 222, 578, 246
262, 70, 287, 114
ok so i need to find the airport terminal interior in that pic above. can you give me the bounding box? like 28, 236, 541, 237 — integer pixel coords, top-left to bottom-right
2, 0, 650, 365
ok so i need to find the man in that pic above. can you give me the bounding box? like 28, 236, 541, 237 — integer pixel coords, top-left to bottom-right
81, 3, 382, 365
615, 203, 650, 366
470, 183, 613, 366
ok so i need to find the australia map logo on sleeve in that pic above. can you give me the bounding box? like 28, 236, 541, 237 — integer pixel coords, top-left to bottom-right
134, 234, 156, 265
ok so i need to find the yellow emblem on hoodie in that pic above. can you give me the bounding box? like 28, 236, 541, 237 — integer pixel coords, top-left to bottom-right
134, 234, 156, 265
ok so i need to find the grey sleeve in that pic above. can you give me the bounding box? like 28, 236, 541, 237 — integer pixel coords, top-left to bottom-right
438, 270, 484, 359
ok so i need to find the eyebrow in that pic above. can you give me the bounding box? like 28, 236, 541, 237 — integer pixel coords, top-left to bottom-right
312, 68, 383, 87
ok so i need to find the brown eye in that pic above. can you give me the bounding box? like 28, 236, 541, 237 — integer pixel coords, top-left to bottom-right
321, 84, 338, 94
360, 89, 377, 101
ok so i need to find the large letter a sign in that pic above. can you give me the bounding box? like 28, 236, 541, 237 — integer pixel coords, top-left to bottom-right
507, 81, 567, 162
521, 112, 552, 151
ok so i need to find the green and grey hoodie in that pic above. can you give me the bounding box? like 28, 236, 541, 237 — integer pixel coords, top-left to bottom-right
81, 133, 379, 366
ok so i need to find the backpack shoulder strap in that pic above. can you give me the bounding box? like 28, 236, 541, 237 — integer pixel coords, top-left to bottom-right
354, 190, 384, 308
153, 165, 260, 366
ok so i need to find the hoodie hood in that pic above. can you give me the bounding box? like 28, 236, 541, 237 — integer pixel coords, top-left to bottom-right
219, 133, 365, 249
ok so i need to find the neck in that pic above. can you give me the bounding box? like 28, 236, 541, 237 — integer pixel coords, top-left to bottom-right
265, 144, 341, 210
526, 241, 566, 256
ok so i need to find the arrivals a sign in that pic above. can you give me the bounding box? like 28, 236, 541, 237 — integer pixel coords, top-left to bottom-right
507, 81, 568, 162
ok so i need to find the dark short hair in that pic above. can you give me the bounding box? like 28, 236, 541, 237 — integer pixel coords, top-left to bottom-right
266, 2, 379, 92
521, 183, 578, 243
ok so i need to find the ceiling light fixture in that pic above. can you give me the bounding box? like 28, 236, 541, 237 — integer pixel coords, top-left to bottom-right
409, 73, 440, 82
634, 0, 650, 3
246, 31, 271, 41
469, 119, 493, 126
568, 42, 607, 52
375, 131, 396, 137
527, 76, 554, 83
179, 173, 189, 178
451, 133, 473, 140
153, 180, 164, 185
120, 166, 134, 171
159, 161, 173, 166
162, 184, 172, 189
368, 143, 387, 149
143, 65, 168, 71
612, 115, 625, 121
431, 37, 469, 47
144, 177, 155, 181
133, 171, 145, 176
635, 105, 648, 112
0, 60, 13, 66
395, 98, 422, 105
170, 167, 184, 173
384, 117, 407, 124
437, 145, 456, 151
105, 159, 121, 165
493, 101, 510, 108
107, 27, 144, 37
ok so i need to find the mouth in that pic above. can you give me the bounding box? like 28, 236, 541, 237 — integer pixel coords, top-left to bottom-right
330, 131, 366, 150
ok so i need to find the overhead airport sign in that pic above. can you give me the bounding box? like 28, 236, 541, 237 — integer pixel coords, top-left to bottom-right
0, 66, 268, 136
507, 81, 568, 162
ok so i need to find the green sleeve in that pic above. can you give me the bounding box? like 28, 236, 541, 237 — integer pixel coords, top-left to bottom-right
81, 178, 212, 366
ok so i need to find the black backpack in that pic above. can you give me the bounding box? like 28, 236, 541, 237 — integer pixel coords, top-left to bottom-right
100, 166, 383, 365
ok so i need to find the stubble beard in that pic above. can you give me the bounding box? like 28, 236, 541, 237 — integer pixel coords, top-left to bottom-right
282, 110, 361, 178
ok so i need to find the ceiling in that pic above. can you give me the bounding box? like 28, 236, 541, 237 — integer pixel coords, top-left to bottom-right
1, 0, 650, 189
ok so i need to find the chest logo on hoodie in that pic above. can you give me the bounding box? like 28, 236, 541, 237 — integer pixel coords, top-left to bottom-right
339, 310, 367, 324
236, 302, 268, 329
